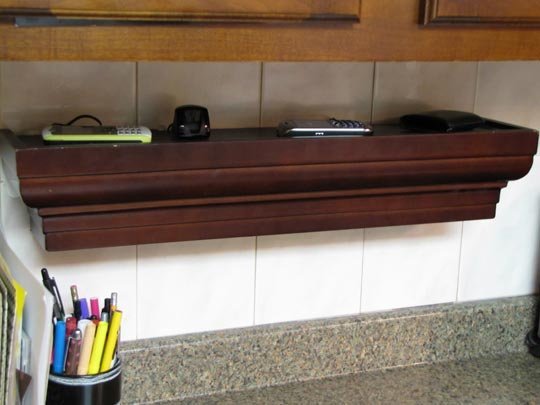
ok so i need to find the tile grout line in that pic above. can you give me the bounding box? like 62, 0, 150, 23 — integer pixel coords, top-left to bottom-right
473, 61, 480, 114
135, 245, 139, 339
134, 62, 139, 125
360, 61, 374, 311
455, 60, 480, 302
253, 236, 258, 326
258, 62, 264, 127
359, 229, 366, 313
254, 62, 262, 324
369, 62, 377, 124
455, 221, 465, 302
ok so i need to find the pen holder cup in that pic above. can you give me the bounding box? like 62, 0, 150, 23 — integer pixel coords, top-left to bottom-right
46, 359, 122, 405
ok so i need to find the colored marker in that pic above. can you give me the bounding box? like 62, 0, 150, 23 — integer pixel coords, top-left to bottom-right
80, 298, 90, 319
88, 321, 108, 375
100, 310, 122, 372
90, 297, 100, 318
52, 321, 66, 374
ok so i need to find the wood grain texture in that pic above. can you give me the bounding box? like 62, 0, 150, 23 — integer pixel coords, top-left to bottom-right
4, 122, 537, 251
13, 127, 539, 178
41, 189, 501, 233
44, 205, 496, 251
424, 0, 540, 25
18, 156, 532, 207
1, 0, 540, 61
0, 0, 360, 22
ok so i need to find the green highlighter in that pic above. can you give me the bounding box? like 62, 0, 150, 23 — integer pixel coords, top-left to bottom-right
42, 125, 152, 143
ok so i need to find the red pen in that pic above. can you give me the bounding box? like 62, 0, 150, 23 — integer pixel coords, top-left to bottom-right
65, 317, 77, 341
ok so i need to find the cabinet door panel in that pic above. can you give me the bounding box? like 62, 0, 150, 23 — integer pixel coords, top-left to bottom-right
424, 0, 540, 26
0, 0, 361, 23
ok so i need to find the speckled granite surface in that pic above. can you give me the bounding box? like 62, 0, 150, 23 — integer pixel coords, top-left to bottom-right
176, 353, 540, 404
120, 296, 538, 404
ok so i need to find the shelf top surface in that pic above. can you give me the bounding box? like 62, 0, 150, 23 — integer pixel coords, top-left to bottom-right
8, 121, 534, 150
4, 121, 537, 179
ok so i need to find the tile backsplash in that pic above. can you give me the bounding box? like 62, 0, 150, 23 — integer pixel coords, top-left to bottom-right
0, 62, 136, 133
0, 61, 539, 340
138, 62, 261, 129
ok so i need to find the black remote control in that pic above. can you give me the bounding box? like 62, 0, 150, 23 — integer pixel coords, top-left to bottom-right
277, 118, 373, 137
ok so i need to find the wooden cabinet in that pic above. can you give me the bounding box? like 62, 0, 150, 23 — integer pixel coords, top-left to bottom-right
0, 1, 539, 62
424, 0, 540, 26
0, 0, 360, 23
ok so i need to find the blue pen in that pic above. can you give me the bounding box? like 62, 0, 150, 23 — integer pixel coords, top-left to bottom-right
52, 320, 66, 374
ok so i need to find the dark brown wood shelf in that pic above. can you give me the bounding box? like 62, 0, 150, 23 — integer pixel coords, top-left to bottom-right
2, 122, 538, 251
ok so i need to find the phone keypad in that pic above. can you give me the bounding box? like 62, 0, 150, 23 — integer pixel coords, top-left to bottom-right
329, 118, 366, 129
117, 127, 142, 135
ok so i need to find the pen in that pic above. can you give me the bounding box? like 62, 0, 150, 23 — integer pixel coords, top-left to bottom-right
71, 285, 82, 320
70, 285, 79, 306
77, 319, 91, 337
90, 297, 100, 318
65, 329, 83, 375
66, 316, 77, 334
88, 321, 108, 375
80, 298, 90, 319
73, 300, 82, 321
110, 292, 118, 313
50, 273, 66, 320
52, 320, 66, 374
41, 268, 64, 321
100, 310, 122, 372
77, 322, 96, 375
102, 298, 111, 320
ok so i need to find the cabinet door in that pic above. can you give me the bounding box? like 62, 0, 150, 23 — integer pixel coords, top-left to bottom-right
0, 0, 360, 23
423, 0, 540, 26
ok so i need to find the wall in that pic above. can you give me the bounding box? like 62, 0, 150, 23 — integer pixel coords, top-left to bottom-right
0, 61, 539, 341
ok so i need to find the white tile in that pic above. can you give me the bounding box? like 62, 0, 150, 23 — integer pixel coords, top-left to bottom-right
372, 62, 477, 122
0, 62, 136, 133
137, 237, 256, 338
458, 61, 540, 301
361, 223, 462, 312
255, 230, 364, 325
42, 247, 138, 341
476, 61, 540, 152
476, 61, 540, 127
138, 62, 261, 129
458, 161, 540, 301
261, 62, 374, 126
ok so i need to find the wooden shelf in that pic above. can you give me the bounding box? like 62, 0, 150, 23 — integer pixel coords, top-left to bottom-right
2, 122, 538, 251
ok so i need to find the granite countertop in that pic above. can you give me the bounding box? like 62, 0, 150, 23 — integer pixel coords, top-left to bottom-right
121, 296, 539, 403
175, 353, 540, 404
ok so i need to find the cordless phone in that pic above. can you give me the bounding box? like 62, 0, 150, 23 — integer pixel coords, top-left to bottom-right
277, 118, 373, 137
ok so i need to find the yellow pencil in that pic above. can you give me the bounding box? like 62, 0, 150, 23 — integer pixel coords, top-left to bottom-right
88, 321, 108, 375
100, 310, 122, 372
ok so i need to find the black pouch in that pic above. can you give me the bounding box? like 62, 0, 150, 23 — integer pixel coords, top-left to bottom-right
400, 110, 485, 133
